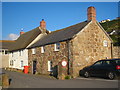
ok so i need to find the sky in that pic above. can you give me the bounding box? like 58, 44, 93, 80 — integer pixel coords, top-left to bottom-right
1, 2, 119, 40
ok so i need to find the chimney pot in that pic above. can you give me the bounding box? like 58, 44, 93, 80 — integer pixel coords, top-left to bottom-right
20, 30, 24, 35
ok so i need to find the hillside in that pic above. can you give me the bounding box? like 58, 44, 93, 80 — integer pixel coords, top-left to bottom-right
100, 18, 120, 46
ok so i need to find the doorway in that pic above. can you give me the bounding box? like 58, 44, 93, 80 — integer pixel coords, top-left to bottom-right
33, 61, 37, 74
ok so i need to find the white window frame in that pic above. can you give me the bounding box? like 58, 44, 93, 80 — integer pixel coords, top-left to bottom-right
19, 50, 22, 56
5, 50, 8, 55
12, 52, 13, 57
32, 48, 36, 54
21, 60, 24, 67
48, 61, 52, 71
54, 43, 60, 51
41, 46, 45, 53
10, 60, 14, 66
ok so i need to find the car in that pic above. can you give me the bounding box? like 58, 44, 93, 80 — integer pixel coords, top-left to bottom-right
80, 59, 120, 80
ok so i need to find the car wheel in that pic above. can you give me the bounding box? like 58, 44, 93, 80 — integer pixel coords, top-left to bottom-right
107, 72, 116, 80
84, 71, 90, 78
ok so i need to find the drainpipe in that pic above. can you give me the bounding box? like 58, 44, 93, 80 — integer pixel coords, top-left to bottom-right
67, 40, 70, 75
111, 43, 113, 59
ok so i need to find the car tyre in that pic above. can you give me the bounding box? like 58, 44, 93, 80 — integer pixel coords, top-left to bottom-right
107, 72, 116, 80
84, 71, 90, 78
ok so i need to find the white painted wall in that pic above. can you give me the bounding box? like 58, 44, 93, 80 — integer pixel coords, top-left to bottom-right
9, 49, 28, 70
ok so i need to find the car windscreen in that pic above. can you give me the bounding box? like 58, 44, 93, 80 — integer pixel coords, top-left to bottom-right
115, 60, 120, 65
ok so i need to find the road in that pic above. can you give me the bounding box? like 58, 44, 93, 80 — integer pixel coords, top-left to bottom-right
2, 70, 119, 88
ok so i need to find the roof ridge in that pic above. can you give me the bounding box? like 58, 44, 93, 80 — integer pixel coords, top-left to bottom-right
49, 21, 88, 34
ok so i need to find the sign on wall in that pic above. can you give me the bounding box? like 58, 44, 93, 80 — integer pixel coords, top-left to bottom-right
61, 60, 67, 67
103, 40, 108, 47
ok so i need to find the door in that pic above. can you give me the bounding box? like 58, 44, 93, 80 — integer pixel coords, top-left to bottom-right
33, 61, 37, 74
90, 61, 103, 76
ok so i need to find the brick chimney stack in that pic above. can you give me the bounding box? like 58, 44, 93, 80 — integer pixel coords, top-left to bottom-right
40, 19, 46, 29
87, 6, 96, 22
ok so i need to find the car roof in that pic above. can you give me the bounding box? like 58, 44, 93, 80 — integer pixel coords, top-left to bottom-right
98, 58, 120, 62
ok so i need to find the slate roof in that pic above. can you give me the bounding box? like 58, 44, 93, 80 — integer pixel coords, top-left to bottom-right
8, 27, 42, 51
0, 40, 15, 49
29, 21, 90, 48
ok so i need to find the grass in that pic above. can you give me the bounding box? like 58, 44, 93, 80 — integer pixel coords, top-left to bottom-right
0, 81, 2, 86
0, 76, 2, 86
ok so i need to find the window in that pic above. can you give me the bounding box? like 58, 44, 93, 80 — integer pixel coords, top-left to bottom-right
103, 40, 108, 47
21, 61, 24, 67
32, 48, 36, 54
19, 50, 23, 56
54, 43, 60, 51
5, 50, 8, 55
41, 46, 45, 53
0, 50, 6, 55
93, 61, 102, 66
48, 61, 52, 71
102, 61, 110, 65
10, 60, 14, 66
12, 52, 13, 57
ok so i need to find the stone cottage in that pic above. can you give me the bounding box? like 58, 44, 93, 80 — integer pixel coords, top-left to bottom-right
28, 6, 113, 79
8, 19, 49, 70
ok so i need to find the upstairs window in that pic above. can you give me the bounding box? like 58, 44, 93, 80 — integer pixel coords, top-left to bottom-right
0, 49, 8, 55
19, 50, 23, 56
54, 43, 60, 51
32, 48, 36, 54
12, 52, 13, 57
41, 46, 45, 53
5, 50, 8, 55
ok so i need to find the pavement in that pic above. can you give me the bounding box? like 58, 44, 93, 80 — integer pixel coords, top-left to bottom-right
2, 69, 119, 88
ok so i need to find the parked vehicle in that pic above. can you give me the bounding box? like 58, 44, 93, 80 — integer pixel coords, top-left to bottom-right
80, 59, 120, 80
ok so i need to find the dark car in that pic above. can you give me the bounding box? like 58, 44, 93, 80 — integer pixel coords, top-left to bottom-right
80, 59, 120, 80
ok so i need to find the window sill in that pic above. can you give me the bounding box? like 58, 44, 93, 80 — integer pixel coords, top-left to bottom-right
54, 50, 59, 52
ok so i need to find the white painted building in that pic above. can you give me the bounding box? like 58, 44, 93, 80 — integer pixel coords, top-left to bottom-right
9, 49, 28, 70
0, 40, 15, 68
8, 19, 49, 70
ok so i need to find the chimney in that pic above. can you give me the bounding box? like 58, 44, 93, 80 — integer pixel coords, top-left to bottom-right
87, 6, 96, 22
20, 28, 24, 35
40, 19, 46, 29
20, 31, 24, 35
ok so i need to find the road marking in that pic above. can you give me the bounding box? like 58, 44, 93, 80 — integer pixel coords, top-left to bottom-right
76, 77, 118, 82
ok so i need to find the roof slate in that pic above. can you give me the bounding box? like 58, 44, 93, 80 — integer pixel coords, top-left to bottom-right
0, 40, 15, 49
8, 27, 42, 51
29, 21, 90, 48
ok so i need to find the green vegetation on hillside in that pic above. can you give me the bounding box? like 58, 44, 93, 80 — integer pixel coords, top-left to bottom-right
100, 18, 120, 46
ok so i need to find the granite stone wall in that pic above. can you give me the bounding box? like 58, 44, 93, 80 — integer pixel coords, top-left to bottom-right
28, 41, 69, 79
71, 22, 112, 77
113, 46, 120, 58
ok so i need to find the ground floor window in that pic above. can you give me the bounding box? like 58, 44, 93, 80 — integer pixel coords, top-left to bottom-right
10, 60, 14, 66
48, 61, 52, 71
21, 61, 24, 67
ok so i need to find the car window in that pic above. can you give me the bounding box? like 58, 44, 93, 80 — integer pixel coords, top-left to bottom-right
102, 61, 111, 65
116, 60, 120, 65
110, 61, 116, 65
93, 61, 102, 66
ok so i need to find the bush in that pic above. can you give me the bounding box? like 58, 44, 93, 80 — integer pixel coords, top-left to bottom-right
65, 75, 72, 79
